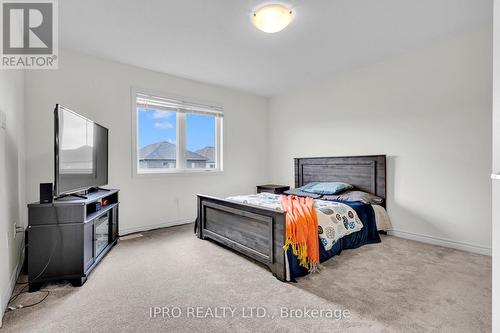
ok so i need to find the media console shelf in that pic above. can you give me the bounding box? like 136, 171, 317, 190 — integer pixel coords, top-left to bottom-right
27, 189, 119, 292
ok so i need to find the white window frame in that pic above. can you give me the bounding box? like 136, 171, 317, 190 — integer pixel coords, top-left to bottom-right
131, 87, 224, 175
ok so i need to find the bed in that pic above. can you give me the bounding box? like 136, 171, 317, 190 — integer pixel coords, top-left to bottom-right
196, 155, 387, 281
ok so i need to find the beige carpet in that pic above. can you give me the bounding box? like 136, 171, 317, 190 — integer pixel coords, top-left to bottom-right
1, 224, 491, 332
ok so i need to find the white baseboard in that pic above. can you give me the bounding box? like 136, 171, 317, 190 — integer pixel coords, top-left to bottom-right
1, 246, 25, 328
387, 229, 491, 256
119, 221, 493, 256
119, 218, 194, 236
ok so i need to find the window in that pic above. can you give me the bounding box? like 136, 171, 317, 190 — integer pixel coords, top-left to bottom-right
134, 91, 223, 174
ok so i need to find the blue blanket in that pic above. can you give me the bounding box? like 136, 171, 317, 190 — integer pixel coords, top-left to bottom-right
287, 201, 381, 280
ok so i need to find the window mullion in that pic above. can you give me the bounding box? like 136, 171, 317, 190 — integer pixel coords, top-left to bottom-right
177, 111, 187, 170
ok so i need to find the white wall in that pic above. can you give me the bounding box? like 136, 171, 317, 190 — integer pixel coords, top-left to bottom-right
24, 50, 269, 234
491, 0, 500, 330
268, 28, 492, 253
0, 70, 25, 326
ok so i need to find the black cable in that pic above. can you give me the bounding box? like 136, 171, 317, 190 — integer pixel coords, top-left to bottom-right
28, 236, 57, 283
8, 284, 28, 304
8, 204, 62, 309
7, 290, 50, 311
26, 203, 61, 284
16, 290, 50, 309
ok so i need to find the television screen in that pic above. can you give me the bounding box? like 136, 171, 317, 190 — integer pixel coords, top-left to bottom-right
54, 105, 108, 196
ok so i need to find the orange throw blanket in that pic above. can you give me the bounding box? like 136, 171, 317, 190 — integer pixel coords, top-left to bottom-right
281, 195, 320, 272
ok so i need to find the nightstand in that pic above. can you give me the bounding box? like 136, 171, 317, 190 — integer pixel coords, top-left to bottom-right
256, 184, 290, 194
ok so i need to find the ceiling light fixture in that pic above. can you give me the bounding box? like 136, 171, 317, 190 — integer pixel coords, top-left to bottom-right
251, 3, 295, 33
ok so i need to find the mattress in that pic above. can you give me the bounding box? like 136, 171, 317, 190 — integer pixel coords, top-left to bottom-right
287, 200, 381, 280
227, 193, 382, 280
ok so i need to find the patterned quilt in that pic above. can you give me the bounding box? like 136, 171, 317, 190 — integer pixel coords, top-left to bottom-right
226, 193, 363, 251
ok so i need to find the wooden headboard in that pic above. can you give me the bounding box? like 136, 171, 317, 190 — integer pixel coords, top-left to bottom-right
294, 155, 386, 205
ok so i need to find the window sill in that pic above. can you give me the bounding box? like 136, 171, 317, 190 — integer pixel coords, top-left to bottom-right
134, 169, 224, 178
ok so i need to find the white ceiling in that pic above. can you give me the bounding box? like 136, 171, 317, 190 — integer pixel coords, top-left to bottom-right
60, 0, 492, 97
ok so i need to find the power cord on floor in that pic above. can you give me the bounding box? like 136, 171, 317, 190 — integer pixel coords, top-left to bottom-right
8, 285, 28, 304
7, 290, 50, 312
7, 204, 62, 311
7, 236, 57, 309
8, 281, 71, 312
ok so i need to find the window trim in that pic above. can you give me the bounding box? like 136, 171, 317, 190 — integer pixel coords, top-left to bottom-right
131, 87, 224, 176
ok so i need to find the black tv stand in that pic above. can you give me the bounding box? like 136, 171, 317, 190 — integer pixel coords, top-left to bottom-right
27, 189, 120, 291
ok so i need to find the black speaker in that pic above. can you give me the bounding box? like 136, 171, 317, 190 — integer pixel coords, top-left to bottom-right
40, 183, 53, 203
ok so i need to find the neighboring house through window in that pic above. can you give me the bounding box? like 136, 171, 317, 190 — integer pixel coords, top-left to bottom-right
133, 90, 223, 173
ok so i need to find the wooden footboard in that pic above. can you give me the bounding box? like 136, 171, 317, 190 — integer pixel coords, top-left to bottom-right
196, 194, 286, 281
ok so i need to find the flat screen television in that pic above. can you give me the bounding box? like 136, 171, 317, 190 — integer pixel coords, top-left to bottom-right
54, 104, 108, 196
